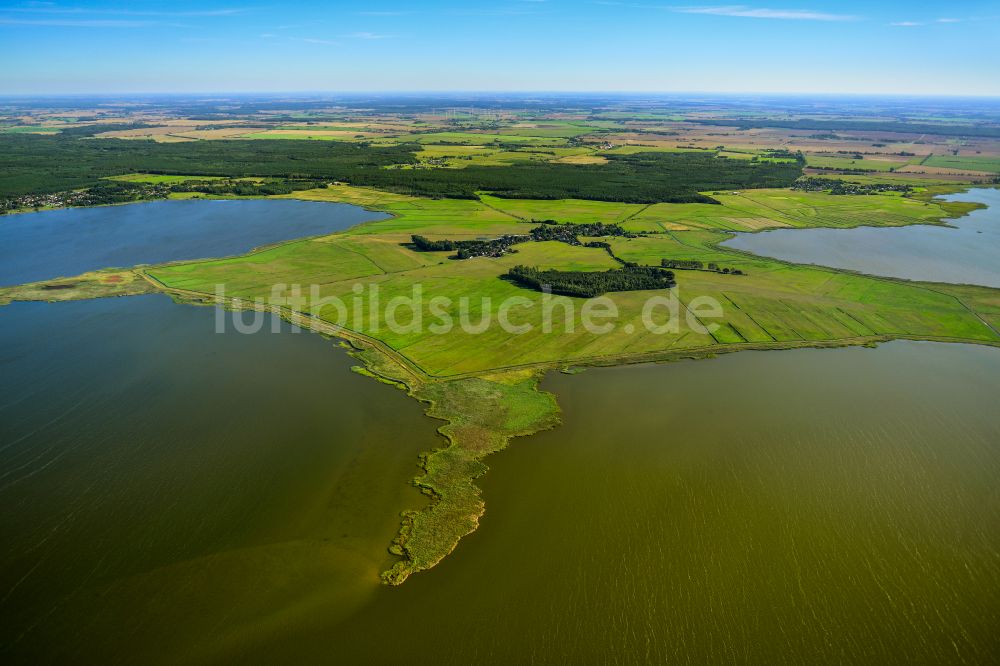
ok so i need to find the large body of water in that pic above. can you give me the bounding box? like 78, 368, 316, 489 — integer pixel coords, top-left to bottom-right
0, 199, 386, 286
325, 344, 998, 664
2, 300, 998, 663
722, 188, 1000, 287
0, 296, 436, 662
2, 199, 1000, 663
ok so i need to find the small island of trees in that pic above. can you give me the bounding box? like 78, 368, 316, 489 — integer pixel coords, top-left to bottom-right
505, 265, 676, 298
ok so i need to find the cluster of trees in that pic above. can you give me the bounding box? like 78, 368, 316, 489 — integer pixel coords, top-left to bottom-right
660, 259, 705, 270
1, 177, 334, 214
752, 149, 805, 164
411, 222, 640, 261
348, 151, 802, 203
410, 234, 529, 258
707, 263, 744, 275
175, 178, 328, 196
659, 258, 745, 275
529, 221, 635, 244
1, 180, 171, 213
506, 265, 676, 298
808, 165, 887, 175
410, 235, 459, 252
793, 177, 912, 195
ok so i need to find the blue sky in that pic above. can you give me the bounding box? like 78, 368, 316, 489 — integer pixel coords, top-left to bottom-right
2, 1, 998, 95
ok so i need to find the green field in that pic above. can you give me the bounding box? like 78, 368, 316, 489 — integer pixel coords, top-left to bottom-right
621, 188, 955, 232
0, 125, 62, 134
477, 194, 643, 223
923, 155, 1000, 173
149, 185, 1000, 379
409, 131, 570, 146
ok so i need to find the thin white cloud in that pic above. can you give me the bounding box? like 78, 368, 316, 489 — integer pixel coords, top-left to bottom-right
890, 19, 963, 27
451, 9, 539, 15
671, 5, 857, 21
0, 17, 180, 27
346, 31, 387, 39
4, 6, 247, 17
299, 37, 338, 45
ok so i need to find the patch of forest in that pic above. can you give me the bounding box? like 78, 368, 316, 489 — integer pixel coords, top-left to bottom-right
0, 133, 416, 196
410, 222, 640, 259
349, 152, 803, 203
505, 264, 677, 298
1, 132, 802, 206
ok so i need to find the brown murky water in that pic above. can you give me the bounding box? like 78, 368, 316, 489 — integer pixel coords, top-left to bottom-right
3, 198, 1000, 664
3, 296, 998, 664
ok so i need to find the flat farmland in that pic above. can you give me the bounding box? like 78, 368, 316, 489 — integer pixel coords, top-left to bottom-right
923, 155, 1000, 173
146, 183, 1000, 378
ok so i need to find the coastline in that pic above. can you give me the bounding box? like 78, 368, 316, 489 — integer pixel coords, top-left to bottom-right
3, 186, 1000, 584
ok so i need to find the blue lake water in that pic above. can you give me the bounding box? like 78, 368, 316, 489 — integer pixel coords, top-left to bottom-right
722, 188, 1000, 287
0, 199, 387, 286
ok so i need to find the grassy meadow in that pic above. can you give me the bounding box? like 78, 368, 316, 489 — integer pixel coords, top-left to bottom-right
923, 155, 1000, 173
149, 185, 1000, 378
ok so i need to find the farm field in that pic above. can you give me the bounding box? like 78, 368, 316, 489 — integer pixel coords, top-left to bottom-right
407, 131, 571, 146
924, 155, 1000, 173
145, 185, 1000, 381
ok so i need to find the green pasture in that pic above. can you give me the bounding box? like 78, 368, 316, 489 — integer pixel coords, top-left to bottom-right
477, 194, 643, 223
0, 125, 61, 134
150, 185, 1000, 377
409, 132, 569, 146
923, 155, 1000, 173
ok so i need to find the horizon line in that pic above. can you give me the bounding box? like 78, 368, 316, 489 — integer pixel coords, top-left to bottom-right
3, 90, 1000, 100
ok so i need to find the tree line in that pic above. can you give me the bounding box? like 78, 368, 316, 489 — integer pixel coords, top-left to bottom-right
660, 258, 745, 275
